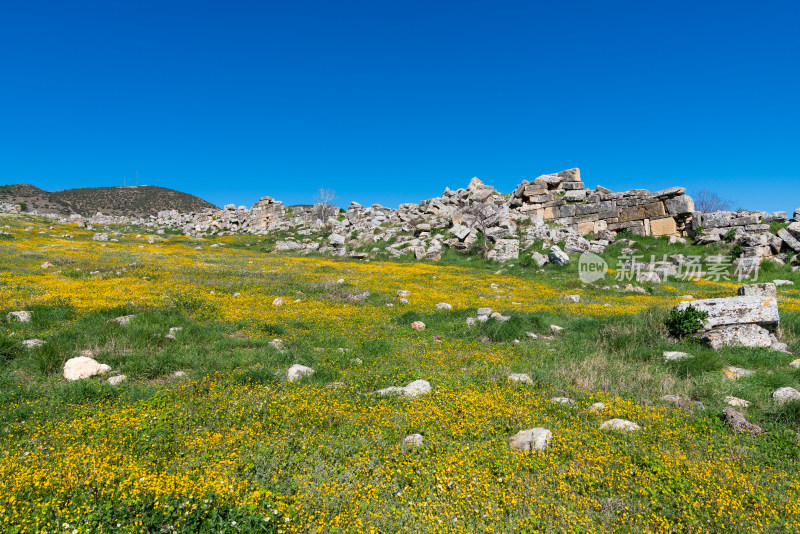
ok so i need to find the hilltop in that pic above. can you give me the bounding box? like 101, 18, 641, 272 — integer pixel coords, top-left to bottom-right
0, 184, 218, 217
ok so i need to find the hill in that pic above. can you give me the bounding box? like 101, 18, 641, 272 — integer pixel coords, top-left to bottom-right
0, 184, 218, 217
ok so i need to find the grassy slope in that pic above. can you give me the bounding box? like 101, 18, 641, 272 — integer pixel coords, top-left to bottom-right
1, 214, 800, 533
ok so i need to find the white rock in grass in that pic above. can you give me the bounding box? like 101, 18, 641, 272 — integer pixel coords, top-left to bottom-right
411, 321, 426, 332
107, 375, 127, 386
435, 302, 453, 311
600, 419, 641, 432
509, 428, 552, 452
551, 397, 575, 405
508, 373, 533, 385
63, 356, 111, 381
562, 295, 581, 304
110, 315, 135, 325
772, 387, 800, 405
724, 396, 751, 408
171, 371, 187, 379
723, 366, 755, 380
272, 297, 285, 307
7, 311, 32, 323
165, 327, 183, 340
466, 317, 476, 327
404, 434, 424, 447
287, 364, 315, 382
398, 298, 409, 305
269, 339, 285, 350
550, 325, 564, 334
789, 359, 800, 369
375, 380, 431, 398
397, 290, 411, 297
589, 402, 606, 413
774, 280, 794, 287
22, 339, 46, 348
476, 308, 493, 318
664, 351, 693, 361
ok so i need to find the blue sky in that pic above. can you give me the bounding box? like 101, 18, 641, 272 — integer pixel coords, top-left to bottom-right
1, 0, 798, 212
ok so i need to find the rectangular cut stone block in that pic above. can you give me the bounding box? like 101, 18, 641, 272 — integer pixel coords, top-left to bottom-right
677, 296, 780, 331
778, 229, 800, 251
650, 216, 678, 237
697, 324, 773, 350
643, 201, 666, 218
562, 182, 585, 190
577, 221, 595, 234
665, 195, 695, 215
737, 283, 777, 298
651, 186, 686, 199
618, 205, 645, 223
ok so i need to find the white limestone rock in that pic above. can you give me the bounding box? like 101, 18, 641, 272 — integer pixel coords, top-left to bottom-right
600, 419, 641, 432
287, 364, 315, 382
509, 428, 552, 452
63, 356, 111, 381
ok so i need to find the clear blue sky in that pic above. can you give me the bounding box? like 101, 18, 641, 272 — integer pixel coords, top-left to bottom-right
1, 0, 798, 212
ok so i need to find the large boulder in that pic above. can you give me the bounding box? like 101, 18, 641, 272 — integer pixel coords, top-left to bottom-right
737, 283, 777, 298
63, 356, 111, 381
676, 296, 779, 331
721, 407, 763, 435
548, 246, 570, 266
375, 380, 432, 398
697, 324, 773, 349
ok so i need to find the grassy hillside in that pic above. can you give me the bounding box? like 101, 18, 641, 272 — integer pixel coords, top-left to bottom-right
0, 184, 218, 216
1, 214, 799, 532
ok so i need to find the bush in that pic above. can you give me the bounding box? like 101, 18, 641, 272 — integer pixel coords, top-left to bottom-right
0, 336, 22, 361
665, 306, 708, 338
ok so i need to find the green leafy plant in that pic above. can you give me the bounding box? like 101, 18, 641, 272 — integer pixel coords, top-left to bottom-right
665, 306, 708, 338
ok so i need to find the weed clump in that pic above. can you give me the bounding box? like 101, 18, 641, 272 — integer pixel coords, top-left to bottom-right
665, 306, 708, 338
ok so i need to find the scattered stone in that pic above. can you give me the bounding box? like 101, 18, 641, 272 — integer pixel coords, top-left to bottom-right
107, 375, 127, 386
350, 358, 363, 365
110, 315, 135, 325
41, 261, 54, 269
508, 373, 533, 385
287, 364, 315, 382
165, 326, 183, 340
723, 366, 755, 380
375, 379, 432, 398
660, 395, 705, 410
7, 311, 32, 323
22, 339, 46, 348
774, 280, 794, 287
404, 434, 424, 447
664, 351, 693, 361
721, 407, 763, 435
789, 359, 800, 369
526, 332, 538, 339
772, 387, 800, 405
551, 397, 575, 405
326, 381, 346, 389
269, 339, 285, 350
397, 290, 411, 298
509, 428, 552, 452
550, 325, 564, 334
548, 246, 570, 266
737, 283, 777, 298
63, 356, 111, 381
589, 402, 606, 413
600, 419, 641, 432
171, 371, 188, 379
466, 317, 476, 327
562, 294, 581, 304
411, 321, 426, 332
272, 297, 285, 307
724, 396, 751, 408
435, 302, 453, 310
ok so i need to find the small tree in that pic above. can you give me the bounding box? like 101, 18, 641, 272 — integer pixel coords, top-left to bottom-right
694, 190, 732, 213
314, 188, 338, 221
